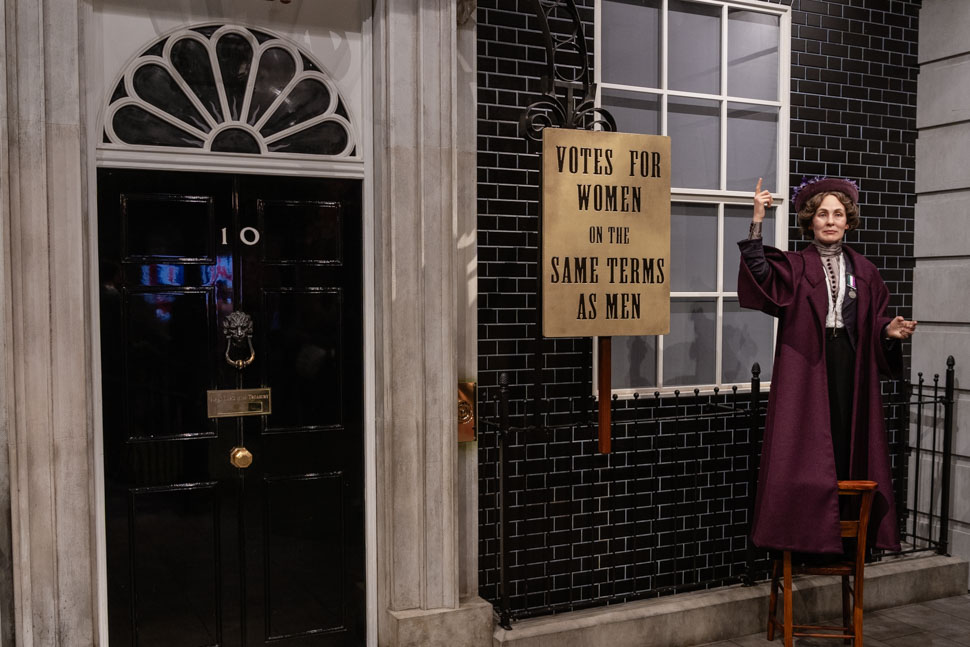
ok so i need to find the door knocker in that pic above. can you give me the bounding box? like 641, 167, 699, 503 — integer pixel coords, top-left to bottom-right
223, 310, 256, 370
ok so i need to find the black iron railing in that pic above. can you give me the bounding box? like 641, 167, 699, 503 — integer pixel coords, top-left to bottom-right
479, 357, 956, 629
901, 357, 957, 555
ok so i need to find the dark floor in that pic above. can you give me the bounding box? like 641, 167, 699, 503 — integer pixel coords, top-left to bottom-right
696, 594, 970, 647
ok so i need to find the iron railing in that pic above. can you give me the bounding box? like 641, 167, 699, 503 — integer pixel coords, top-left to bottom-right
479, 357, 956, 629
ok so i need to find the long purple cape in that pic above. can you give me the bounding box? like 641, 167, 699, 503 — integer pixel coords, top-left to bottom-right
739, 244, 901, 553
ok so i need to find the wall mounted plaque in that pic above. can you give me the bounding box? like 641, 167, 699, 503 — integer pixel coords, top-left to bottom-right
542, 128, 671, 338
207, 388, 272, 418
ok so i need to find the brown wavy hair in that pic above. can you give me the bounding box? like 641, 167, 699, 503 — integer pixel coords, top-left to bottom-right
796, 191, 860, 237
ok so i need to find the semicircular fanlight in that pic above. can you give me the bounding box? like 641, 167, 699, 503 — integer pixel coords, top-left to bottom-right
103, 24, 356, 158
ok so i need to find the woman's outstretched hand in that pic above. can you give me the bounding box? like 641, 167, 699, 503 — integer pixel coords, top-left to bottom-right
753, 177, 773, 222
886, 316, 918, 340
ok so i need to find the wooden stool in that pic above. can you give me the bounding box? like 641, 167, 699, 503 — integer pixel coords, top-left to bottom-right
766, 480, 877, 647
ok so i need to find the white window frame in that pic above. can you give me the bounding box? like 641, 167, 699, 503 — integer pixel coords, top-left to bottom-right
594, 0, 791, 395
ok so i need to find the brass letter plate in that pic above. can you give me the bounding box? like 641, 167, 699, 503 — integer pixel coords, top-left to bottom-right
207, 388, 272, 418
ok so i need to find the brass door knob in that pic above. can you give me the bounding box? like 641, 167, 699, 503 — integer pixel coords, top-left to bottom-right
230, 446, 253, 469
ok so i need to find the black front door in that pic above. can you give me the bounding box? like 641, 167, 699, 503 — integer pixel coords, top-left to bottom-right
98, 169, 364, 647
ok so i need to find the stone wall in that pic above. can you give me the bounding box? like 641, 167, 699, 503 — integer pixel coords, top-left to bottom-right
915, 0, 970, 588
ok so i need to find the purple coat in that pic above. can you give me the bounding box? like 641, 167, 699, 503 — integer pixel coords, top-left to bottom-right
739, 243, 901, 553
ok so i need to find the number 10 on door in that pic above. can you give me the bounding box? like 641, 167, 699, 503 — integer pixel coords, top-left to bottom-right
221, 227, 261, 246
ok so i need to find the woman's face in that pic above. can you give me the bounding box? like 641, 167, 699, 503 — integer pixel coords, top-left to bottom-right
811, 194, 849, 244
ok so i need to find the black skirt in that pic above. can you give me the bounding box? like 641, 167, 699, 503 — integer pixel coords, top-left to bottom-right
825, 328, 855, 481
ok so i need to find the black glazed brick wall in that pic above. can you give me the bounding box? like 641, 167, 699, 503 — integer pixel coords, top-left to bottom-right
786, 0, 919, 313
478, 0, 920, 608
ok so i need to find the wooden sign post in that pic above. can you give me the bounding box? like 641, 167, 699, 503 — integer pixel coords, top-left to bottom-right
541, 128, 671, 452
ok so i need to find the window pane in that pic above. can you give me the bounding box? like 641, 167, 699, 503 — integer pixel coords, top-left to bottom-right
260, 79, 331, 137
723, 205, 774, 293
267, 121, 350, 155
722, 299, 773, 383
663, 299, 716, 386
602, 88, 660, 135
726, 103, 778, 191
602, 0, 661, 88
669, 0, 720, 94
171, 37, 224, 122
133, 64, 210, 133
671, 203, 716, 292
113, 105, 205, 148
728, 10, 779, 101
612, 335, 657, 390
669, 97, 719, 189
216, 33, 254, 121
249, 47, 297, 125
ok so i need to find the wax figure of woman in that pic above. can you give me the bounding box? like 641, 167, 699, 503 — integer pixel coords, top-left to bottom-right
737, 177, 916, 554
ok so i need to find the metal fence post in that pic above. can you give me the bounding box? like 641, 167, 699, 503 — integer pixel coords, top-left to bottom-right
742, 362, 761, 586
937, 356, 955, 555
497, 373, 513, 628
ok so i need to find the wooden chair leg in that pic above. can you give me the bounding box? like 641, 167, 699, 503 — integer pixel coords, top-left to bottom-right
783, 552, 793, 647
854, 571, 865, 647
842, 575, 851, 645
767, 559, 779, 640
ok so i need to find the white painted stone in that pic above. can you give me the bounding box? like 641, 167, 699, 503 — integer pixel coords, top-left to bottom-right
388, 596, 493, 647
372, 2, 484, 643
910, 391, 970, 458
907, 454, 969, 527
919, 0, 970, 64
0, 2, 20, 633
917, 55, 970, 129
913, 259, 970, 322
916, 0, 970, 599
914, 191, 970, 258
908, 324, 965, 385
954, 460, 970, 523
915, 124, 970, 195
951, 523, 970, 588
47, 120, 96, 645
456, 3, 479, 600
1, 1, 97, 644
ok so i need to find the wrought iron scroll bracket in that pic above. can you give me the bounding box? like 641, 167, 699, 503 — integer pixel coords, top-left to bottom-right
520, 0, 616, 141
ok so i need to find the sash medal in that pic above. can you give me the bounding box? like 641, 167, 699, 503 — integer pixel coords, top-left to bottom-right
847, 274, 857, 300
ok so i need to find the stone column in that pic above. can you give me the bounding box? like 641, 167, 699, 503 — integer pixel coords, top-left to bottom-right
456, 0, 480, 601
372, 0, 491, 645
0, 0, 97, 645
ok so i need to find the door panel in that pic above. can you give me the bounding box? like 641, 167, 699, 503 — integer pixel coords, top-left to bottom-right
99, 169, 364, 646
124, 289, 215, 440
257, 199, 343, 264
263, 473, 347, 640
129, 483, 222, 647
121, 193, 216, 262
262, 289, 344, 431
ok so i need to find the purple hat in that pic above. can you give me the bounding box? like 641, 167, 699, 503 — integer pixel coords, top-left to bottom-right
791, 177, 859, 212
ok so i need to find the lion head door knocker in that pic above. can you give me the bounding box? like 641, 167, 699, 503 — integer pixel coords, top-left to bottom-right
223, 310, 255, 370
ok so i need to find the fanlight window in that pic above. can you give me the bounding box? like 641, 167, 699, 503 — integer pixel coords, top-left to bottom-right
103, 25, 356, 157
